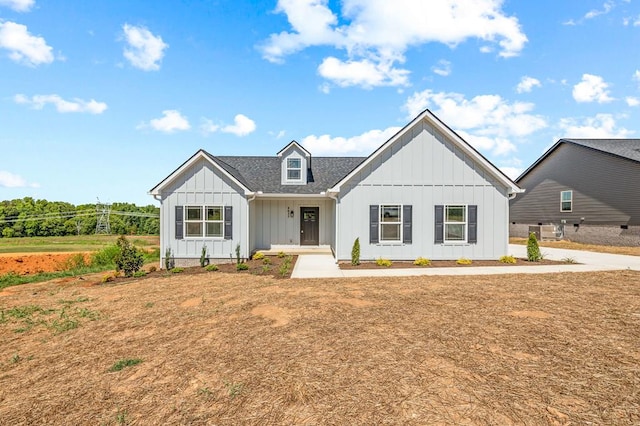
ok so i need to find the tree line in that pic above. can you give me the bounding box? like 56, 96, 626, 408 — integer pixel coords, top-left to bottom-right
0, 197, 159, 237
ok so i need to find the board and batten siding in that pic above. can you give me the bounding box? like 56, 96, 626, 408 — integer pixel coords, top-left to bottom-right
336, 119, 510, 261
510, 143, 640, 226
250, 198, 334, 250
158, 158, 249, 261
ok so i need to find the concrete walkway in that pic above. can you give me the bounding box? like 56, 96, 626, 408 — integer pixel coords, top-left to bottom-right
290, 244, 640, 279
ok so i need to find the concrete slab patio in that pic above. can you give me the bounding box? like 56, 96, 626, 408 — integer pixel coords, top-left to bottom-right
290, 244, 640, 279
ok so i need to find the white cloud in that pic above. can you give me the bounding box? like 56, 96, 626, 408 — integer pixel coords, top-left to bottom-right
404, 89, 547, 157
301, 126, 401, 156
221, 114, 256, 136
499, 166, 523, 180
633, 70, 640, 85
572, 74, 614, 103
0, 171, 39, 188
558, 114, 633, 138
584, 1, 614, 20
269, 130, 286, 139
201, 114, 256, 137
0, 21, 54, 66
260, 0, 527, 88
626, 97, 640, 107
432, 59, 452, 77
14, 93, 107, 114
122, 24, 168, 71
140, 110, 190, 133
318, 56, 409, 88
0, 0, 34, 12
516, 76, 541, 93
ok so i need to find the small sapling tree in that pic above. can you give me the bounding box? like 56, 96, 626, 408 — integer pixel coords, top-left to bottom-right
351, 237, 360, 266
527, 232, 542, 262
115, 235, 144, 277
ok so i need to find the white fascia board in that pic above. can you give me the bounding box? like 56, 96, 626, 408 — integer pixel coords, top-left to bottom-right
255, 193, 330, 199
148, 150, 251, 196
276, 140, 311, 158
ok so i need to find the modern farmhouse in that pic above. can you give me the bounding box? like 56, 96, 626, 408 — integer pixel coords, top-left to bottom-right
150, 109, 522, 266
510, 138, 640, 246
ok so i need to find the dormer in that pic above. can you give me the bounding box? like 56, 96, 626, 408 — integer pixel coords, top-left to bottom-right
277, 140, 311, 185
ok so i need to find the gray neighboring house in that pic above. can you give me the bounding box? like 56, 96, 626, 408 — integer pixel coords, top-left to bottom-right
149, 109, 522, 267
510, 138, 640, 245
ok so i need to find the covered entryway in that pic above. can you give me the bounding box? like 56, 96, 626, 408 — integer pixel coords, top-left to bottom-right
300, 207, 319, 245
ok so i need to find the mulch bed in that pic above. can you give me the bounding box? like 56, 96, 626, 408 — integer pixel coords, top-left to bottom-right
340, 258, 568, 269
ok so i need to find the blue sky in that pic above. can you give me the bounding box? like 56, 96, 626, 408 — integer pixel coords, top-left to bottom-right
1, 0, 640, 206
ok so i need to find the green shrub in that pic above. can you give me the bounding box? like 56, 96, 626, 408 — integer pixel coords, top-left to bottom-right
263, 257, 272, 265
236, 263, 249, 271
133, 270, 147, 277
205, 264, 219, 272
527, 232, 542, 262
114, 236, 144, 277
376, 258, 392, 267
91, 245, 120, 267
170, 267, 184, 273
200, 245, 209, 267
164, 247, 174, 270
456, 258, 472, 265
252, 252, 265, 260
101, 273, 115, 283
351, 237, 360, 266
414, 257, 431, 266
148, 265, 157, 272
277, 251, 286, 258
278, 263, 290, 276
499, 255, 517, 264
561, 256, 576, 264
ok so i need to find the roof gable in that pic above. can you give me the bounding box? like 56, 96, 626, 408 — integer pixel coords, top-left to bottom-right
276, 140, 311, 158
149, 150, 252, 196
329, 109, 522, 194
516, 139, 640, 183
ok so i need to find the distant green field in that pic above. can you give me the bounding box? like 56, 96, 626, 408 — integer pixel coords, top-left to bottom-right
0, 235, 159, 254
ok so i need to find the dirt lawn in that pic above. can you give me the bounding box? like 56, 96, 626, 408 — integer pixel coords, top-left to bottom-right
0, 252, 90, 275
1, 271, 639, 425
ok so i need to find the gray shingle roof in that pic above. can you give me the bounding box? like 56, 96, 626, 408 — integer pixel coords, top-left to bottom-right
204, 153, 366, 194
561, 139, 640, 163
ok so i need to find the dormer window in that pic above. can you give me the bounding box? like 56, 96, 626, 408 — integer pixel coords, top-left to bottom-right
287, 158, 302, 181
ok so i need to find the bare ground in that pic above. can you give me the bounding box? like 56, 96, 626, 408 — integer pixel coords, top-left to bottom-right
1, 270, 639, 425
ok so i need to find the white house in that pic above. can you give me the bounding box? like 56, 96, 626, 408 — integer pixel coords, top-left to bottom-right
149, 109, 522, 266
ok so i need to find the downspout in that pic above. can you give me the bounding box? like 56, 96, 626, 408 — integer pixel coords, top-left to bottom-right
327, 189, 339, 263
246, 192, 256, 259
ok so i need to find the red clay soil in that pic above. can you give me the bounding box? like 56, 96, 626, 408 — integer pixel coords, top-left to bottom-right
0, 253, 89, 275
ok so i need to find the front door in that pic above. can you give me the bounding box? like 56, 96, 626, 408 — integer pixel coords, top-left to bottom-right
300, 207, 319, 245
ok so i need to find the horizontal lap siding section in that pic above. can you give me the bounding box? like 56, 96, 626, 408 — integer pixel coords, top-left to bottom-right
159, 158, 248, 260
511, 143, 640, 225
336, 119, 509, 261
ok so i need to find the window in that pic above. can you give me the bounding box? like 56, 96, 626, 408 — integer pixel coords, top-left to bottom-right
184, 206, 224, 238
380, 205, 402, 241
561, 190, 572, 212
444, 205, 467, 242
287, 158, 301, 180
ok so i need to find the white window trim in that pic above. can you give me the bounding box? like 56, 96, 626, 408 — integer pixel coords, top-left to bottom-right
444, 204, 468, 244
560, 190, 572, 213
379, 204, 403, 243
286, 157, 303, 182
184, 205, 225, 239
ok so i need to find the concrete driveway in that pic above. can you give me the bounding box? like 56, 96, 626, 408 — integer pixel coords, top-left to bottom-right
290, 244, 640, 279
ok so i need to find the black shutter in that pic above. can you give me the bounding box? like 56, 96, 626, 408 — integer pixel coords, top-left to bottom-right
224, 206, 233, 240
175, 206, 183, 240
434, 205, 444, 244
369, 205, 379, 244
402, 205, 412, 244
468, 205, 477, 244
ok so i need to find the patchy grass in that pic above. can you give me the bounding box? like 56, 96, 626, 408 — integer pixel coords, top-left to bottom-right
510, 237, 640, 256
0, 270, 639, 424
0, 235, 159, 254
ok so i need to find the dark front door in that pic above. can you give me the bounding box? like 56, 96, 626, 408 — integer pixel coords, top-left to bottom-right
300, 207, 319, 245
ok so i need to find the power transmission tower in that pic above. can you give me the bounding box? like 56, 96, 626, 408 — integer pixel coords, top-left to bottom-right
95, 198, 111, 234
